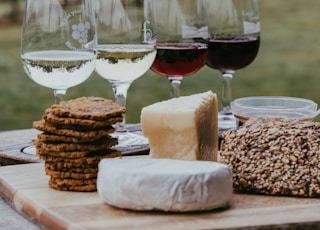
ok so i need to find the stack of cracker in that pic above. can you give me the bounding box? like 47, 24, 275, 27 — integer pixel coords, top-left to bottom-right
32, 97, 126, 192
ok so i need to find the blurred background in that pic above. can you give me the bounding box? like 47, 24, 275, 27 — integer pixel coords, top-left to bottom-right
1, 0, 320, 130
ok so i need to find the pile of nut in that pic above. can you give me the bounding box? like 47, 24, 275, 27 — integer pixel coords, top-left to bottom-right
220, 117, 320, 197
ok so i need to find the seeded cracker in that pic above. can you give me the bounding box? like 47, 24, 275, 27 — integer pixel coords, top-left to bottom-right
33, 120, 115, 138
43, 113, 123, 128
37, 133, 110, 143
32, 96, 125, 192
48, 96, 126, 120
36, 148, 117, 159
33, 137, 118, 152
45, 163, 99, 172
41, 120, 113, 131
40, 151, 120, 165
48, 182, 97, 192
37, 149, 90, 159
47, 170, 98, 179
45, 163, 99, 173
50, 178, 97, 186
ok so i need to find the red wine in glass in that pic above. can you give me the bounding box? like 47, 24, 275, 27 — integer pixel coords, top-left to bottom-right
206, 35, 260, 132
153, 0, 208, 98
206, 35, 260, 71
205, 0, 260, 132
152, 42, 208, 77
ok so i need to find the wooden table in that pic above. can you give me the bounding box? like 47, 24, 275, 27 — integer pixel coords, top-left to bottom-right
2, 163, 320, 230
1, 129, 320, 229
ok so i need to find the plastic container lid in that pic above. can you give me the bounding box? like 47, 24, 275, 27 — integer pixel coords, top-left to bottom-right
231, 96, 319, 121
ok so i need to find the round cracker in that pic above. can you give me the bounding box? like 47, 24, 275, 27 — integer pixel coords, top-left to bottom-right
33, 137, 118, 152
48, 180, 96, 192
48, 97, 126, 120
33, 120, 114, 138
44, 113, 122, 128
50, 178, 97, 186
45, 163, 99, 173
46, 169, 97, 180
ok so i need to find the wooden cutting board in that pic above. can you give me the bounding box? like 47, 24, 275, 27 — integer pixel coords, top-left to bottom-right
1, 163, 320, 230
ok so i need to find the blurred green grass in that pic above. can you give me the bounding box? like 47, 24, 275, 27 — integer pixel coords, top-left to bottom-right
1, 0, 320, 130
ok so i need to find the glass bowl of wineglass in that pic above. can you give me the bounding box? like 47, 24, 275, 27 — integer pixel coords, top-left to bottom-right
94, 0, 157, 150
205, 0, 260, 132
21, 0, 97, 104
20, 0, 97, 154
151, 0, 208, 98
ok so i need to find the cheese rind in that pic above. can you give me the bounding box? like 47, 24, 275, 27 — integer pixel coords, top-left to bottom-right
97, 158, 233, 212
141, 91, 218, 161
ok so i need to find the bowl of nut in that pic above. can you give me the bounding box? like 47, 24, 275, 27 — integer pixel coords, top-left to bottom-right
231, 96, 319, 127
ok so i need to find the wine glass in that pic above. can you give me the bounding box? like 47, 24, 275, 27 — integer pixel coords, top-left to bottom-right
21, 0, 97, 104
94, 0, 157, 149
151, 0, 208, 98
205, 0, 260, 131
20, 0, 97, 155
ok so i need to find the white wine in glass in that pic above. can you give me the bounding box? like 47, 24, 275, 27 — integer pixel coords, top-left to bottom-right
94, 0, 157, 150
20, 0, 97, 154
21, 0, 97, 104
205, 0, 260, 132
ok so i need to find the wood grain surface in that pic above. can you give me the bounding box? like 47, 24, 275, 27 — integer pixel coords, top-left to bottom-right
1, 163, 320, 230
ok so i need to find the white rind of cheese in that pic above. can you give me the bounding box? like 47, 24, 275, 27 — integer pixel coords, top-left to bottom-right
97, 157, 233, 212
141, 91, 218, 161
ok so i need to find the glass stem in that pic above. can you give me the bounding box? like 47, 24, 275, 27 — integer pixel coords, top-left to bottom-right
221, 71, 234, 114
53, 89, 67, 104
111, 83, 130, 132
169, 76, 183, 98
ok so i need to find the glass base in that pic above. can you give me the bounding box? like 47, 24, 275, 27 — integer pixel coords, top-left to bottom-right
111, 131, 149, 153
218, 112, 237, 133
21, 145, 36, 155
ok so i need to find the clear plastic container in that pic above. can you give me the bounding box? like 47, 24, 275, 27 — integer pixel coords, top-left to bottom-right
231, 96, 319, 127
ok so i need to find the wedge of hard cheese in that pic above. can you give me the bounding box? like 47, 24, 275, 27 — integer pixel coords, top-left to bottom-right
97, 157, 233, 212
141, 91, 218, 161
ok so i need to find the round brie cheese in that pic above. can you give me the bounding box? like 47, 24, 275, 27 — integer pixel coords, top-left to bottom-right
97, 157, 233, 212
